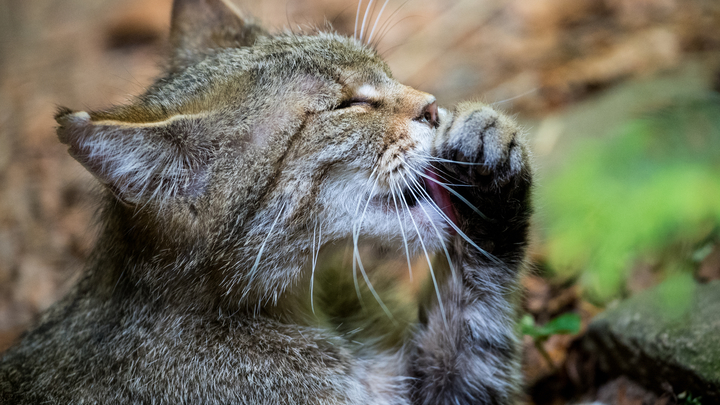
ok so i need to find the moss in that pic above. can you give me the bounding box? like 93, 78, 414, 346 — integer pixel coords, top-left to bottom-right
586, 278, 720, 400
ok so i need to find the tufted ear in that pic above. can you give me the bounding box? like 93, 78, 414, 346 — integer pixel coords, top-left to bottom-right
169, 0, 267, 72
55, 108, 214, 206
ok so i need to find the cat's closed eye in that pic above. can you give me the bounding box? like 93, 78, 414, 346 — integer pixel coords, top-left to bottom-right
335, 96, 376, 109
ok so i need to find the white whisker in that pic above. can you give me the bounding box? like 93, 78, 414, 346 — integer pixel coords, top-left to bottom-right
352, 173, 396, 322
491, 87, 539, 106
353, 246, 396, 323
310, 221, 322, 315
396, 177, 447, 327
390, 181, 414, 281
367, 0, 390, 45
411, 166, 489, 220
406, 166, 503, 265
242, 203, 286, 299
354, 0, 363, 40
373, 0, 411, 48
249, 204, 285, 276
354, 166, 378, 217
359, 0, 375, 43
406, 150, 488, 166
352, 169, 379, 309
404, 175, 456, 279
404, 151, 467, 186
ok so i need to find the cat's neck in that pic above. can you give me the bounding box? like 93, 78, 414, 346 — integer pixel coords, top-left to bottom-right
83, 196, 315, 318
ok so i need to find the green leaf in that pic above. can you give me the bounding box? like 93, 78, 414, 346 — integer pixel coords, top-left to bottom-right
520, 313, 582, 339
520, 314, 539, 337
543, 313, 582, 335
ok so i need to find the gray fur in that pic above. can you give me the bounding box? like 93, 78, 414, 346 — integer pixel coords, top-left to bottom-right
0, 1, 533, 404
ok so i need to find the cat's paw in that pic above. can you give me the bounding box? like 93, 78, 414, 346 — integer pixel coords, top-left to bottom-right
431, 103, 532, 254
435, 102, 529, 192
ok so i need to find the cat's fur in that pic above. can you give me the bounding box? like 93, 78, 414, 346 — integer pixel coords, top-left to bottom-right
0, 0, 532, 403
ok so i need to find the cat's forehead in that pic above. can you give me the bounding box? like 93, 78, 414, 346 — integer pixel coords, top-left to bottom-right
137, 33, 393, 116
257, 33, 392, 80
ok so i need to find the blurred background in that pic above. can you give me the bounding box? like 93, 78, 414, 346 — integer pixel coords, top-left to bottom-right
1, 0, 720, 403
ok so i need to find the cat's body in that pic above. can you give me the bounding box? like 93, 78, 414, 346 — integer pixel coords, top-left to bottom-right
0, 0, 532, 404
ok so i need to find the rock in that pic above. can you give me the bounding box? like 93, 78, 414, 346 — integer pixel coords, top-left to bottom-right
594, 376, 670, 405
583, 277, 720, 401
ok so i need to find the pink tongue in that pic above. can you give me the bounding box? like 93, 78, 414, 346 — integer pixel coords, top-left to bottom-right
424, 168, 458, 231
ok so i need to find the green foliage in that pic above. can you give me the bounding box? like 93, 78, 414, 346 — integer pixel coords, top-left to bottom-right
520, 313, 582, 340
678, 391, 702, 405
521, 312, 582, 369
540, 95, 720, 303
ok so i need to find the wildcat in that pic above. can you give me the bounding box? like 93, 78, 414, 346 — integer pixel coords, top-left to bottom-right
0, 0, 532, 403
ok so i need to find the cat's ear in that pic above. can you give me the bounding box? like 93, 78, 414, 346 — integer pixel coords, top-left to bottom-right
169, 0, 267, 71
55, 107, 214, 206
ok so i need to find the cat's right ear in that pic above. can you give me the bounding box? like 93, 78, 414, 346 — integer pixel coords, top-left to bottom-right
169, 0, 267, 72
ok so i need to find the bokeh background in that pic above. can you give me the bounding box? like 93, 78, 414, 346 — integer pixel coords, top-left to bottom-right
1, 0, 720, 403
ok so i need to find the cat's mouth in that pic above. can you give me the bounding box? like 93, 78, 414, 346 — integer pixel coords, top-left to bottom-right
388, 168, 458, 229
423, 168, 458, 228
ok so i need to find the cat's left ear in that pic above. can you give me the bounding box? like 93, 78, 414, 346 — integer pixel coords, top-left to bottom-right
169, 0, 267, 72
55, 108, 214, 206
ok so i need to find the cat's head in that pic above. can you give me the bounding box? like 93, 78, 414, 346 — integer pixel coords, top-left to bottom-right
56, 0, 453, 305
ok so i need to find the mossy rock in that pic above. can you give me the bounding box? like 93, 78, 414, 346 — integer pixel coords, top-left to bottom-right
584, 277, 720, 401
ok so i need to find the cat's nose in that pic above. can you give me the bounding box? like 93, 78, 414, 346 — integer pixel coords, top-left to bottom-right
416, 101, 439, 128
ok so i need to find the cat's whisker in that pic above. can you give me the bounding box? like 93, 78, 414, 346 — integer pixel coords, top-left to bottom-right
389, 181, 414, 281
406, 150, 490, 167
405, 167, 503, 265
371, 0, 411, 49
403, 174, 456, 279
352, 169, 379, 310
354, 0, 363, 40
365, 0, 381, 44
396, 175, 447, 327
354, 166, 379, 217
243, 203, 286, 299
351, 239, 364, 311
403, 152, 464, 185
352, 174, 396, 322
359, 0, 375, 43
352, 230, 364, 310
425, 156, 489, 167
310, 221, 322, 315
409, 165, 490, 221
366, 0, 390, 45
490, 87, 540, 106
353, 245, 396, 324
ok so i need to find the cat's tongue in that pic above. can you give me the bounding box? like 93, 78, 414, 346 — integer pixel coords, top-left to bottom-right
424, 168, 458, 231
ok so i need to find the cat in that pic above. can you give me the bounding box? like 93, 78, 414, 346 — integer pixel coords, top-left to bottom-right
0, 0, 532, 403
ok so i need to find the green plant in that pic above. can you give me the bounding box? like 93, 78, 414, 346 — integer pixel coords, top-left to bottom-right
540, 95, 720, 303
520, 312, 581, 370
677, 391, 702, 405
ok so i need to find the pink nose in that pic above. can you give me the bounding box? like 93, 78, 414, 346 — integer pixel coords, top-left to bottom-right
418, 101, 439, 128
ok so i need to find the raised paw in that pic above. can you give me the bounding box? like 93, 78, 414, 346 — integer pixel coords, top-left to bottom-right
432, 102, 532, 255
434, 102, 529, 191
